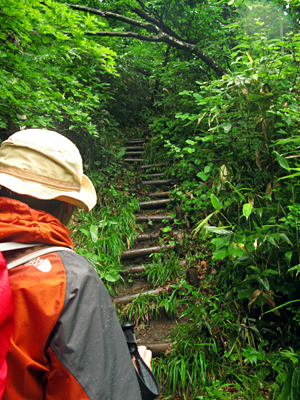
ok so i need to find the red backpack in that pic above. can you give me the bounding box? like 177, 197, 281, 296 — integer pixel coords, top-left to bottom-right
0, 251, 14, 399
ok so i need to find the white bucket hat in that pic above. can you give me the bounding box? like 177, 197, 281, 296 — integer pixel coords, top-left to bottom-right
0, 129, 96, 211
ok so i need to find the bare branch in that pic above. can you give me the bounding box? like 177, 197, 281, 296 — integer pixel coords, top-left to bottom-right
67, 3, 159, 34
67, 3, 227, 76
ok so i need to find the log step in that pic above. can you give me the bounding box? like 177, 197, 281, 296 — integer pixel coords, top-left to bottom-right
140, 163, 167, 169
113, 285, 174, 305
145, 173, 165, 179
124, 158, 145, 162
139, 199, 172, 209
137, 230, 183, 241
119, 259, 187, 275
122, 146, 144, 150
125, 151, 143, 155
136, 215, 174, 223
147, 191, 171, 198
141, 179, 178, 186
126, 139, 146, 144
119, 264, 147, 274
121, 244, 175, 260
137, 232, 160, 241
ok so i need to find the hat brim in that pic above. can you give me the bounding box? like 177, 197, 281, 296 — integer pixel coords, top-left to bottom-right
0, 173, 96, 212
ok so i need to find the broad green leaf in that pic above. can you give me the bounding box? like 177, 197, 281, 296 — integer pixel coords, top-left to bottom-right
288, 265, 300, 274
277, 137, 300, 145
186, 139, 196, 145
79, 228, 90, 237
223, 22, 239, 28
258, 277, 270, 291
242, 203, 252, 220
274, 151, 290, 171
90, 225, 99, 243
205, 226, 233, 235
103, 271, 119, 282
197, 172, 209, 181
291, 365, 300, 400
183, 147, 195, 154
212, 248, 228, 260
280, 234, 292, 245
285, 251, 293, 267
211, 194, 221, 211
279, 366, 294, 400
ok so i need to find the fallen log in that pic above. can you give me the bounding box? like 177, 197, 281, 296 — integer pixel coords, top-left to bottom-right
141, 179, 178, 186
121, 244, 175, 260
139, 199, 172, 209
136, 215, 174, 223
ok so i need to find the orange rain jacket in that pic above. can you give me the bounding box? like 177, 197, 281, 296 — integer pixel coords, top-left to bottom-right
0, 197, 142, 400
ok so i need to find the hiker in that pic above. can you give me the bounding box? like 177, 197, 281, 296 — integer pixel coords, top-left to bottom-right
0, 129, 152, 400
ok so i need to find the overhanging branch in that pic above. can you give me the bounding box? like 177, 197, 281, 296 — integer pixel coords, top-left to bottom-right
67, 3, 228, 76
67, 3, 159, 34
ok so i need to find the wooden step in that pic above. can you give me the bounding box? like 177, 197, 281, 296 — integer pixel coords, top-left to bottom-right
141, 179, 178, 186
147, 191, 171, 198
139, 199, 172, 209
119, 259, 187, 275
140, 163, 167, 169
145, 173, 165, 179
121, 244, 175, 260
113, 285, 175, 305
122, 146, 144, 151
119, 264, 147, 274
125, 151, 143, 156
137, 232, 160, 241
126, 139, 146, 144
136, 215, 174, 223
124, 158, 145, 162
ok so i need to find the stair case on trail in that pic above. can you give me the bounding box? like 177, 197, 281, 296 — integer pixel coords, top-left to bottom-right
113, 137, 189, 359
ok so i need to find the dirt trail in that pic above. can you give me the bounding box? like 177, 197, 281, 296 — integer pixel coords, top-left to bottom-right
113, 137, 191, 358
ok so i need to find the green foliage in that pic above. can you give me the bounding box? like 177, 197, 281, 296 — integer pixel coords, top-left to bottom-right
0, 0, 118, 150
145, 251, 185, 287
71, 186, 138, 290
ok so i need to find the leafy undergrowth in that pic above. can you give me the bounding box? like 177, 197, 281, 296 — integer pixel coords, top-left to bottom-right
69, 136, 300, 399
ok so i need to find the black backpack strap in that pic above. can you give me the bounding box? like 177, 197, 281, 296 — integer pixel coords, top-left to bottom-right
122, 322, 160, 400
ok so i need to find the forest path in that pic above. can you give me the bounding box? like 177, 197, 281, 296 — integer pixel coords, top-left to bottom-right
112, 137, 195, 360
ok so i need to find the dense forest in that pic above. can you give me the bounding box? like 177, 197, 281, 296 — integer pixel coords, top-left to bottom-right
1, 0, 300, 398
